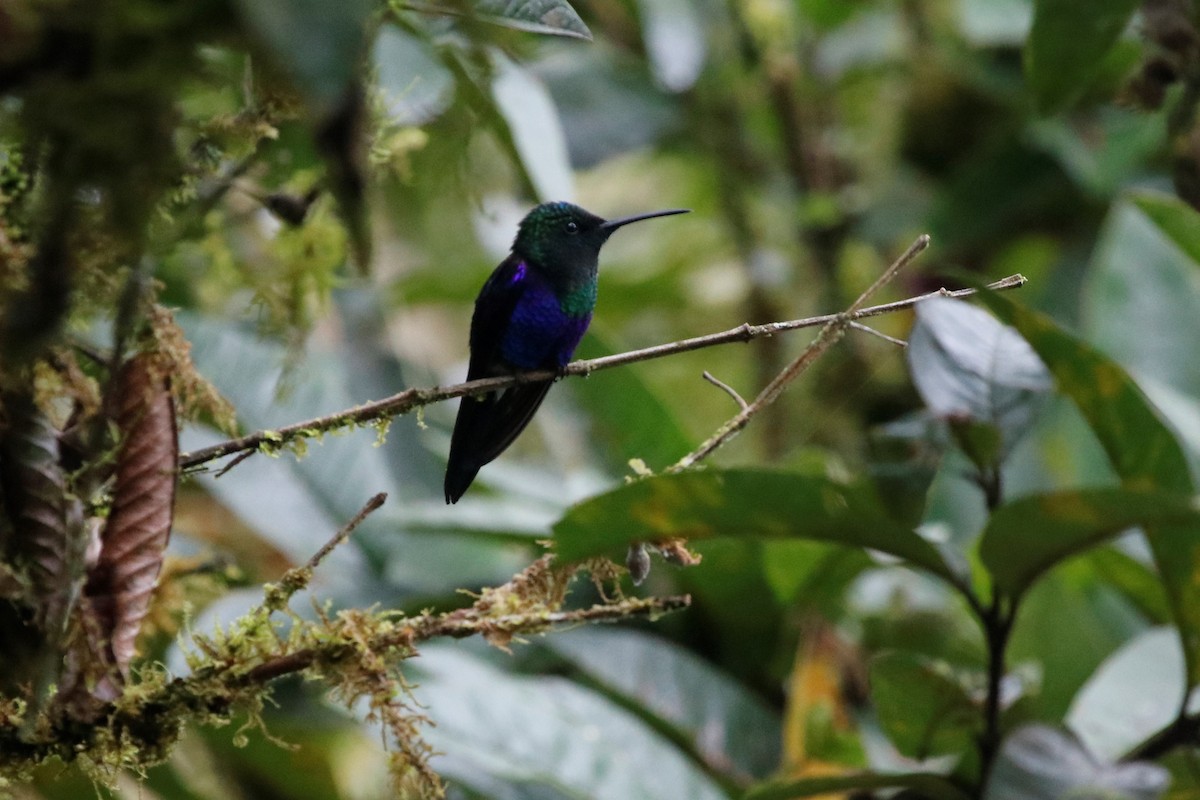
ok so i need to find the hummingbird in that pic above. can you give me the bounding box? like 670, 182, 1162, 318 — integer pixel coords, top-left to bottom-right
444, 201, 689, 504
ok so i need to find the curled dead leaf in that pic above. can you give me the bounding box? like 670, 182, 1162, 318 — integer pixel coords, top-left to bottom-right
82, 353, 178, 698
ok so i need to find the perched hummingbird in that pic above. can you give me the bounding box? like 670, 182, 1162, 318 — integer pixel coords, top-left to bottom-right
444, 201, 689, 504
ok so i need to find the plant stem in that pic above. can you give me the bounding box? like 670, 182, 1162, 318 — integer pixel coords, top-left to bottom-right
978, 596, 1015, 793
976, 462, 1011, 794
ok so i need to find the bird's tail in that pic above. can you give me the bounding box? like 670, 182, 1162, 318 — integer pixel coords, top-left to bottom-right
444, 458, 481, 504
443, 381, 553, 504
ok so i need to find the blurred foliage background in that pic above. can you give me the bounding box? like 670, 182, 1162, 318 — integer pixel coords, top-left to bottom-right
8, 0, 1200, 797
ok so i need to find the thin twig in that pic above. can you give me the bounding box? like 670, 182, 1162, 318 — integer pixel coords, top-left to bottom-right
849, 235, 929, 312
668, 235, 932, 471
849, 321, 907, 347
213, 449, 254, 479
262, 492, 389, 611
303, 492, 386, 573
702, 371, 748, 410
179, 267, 1026, 471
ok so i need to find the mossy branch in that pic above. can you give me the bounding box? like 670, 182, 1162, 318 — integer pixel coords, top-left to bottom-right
0, 492, 690, 788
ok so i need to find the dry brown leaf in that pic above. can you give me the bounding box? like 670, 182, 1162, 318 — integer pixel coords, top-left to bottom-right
83, 353, 177, 696
0, 392, 85, 639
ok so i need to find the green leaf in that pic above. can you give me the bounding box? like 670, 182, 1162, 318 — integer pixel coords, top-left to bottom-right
1024, 0, 1138, 113
473, 0, 593, 40
573, 333, 692, 472
982, 725, 1168, 800
868, 414, 944, 528
1067, 628, 1184, 761
1008, 567, 1147, 719
1028, 112, 1166, 198
745, 771, 970, 800
413, 646, 729, 800
538, 45, 681, 168
677, 539, 788, 680
907, 297, 1051, 457
490, 51, 574, 201
980, 488, 1200, 598
552, 469, 961, 586
544, 628, 780, 780
1130, 190, 1200, 267
1087, 547, 1171, 624
762, 541, 871, 605
374, 26, 455, 126
977, 290, 1200, 684
234, 0, 373, 113
1084, 198, 1200, 397
870, 651, 979, 759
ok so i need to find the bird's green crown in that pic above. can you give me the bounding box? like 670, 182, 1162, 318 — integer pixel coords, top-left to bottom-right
512, 202, 606, 269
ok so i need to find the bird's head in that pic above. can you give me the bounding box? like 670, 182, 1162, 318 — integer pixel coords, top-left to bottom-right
513, 202, 688, 278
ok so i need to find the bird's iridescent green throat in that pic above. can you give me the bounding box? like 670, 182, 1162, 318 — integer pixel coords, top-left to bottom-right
559, 282, 597, 317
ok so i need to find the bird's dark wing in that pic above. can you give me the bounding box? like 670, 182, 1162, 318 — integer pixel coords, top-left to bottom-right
465, 254, 525, 378
445, 255, 554, 503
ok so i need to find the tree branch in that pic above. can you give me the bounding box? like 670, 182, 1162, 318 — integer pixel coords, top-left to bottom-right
241, 593, 691, 685
179, 268, 1027, 471
668, 234, 930, 470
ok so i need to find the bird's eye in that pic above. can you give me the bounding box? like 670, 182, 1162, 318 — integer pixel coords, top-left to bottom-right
565, 220, 579, 234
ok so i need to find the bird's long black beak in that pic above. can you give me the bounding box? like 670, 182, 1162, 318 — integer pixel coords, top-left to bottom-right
600, 208, 690, 231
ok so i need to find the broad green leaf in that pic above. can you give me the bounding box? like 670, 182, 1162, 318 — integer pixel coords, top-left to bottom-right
436, 48, 541, 199
1131, 191, 1200, 267
983, 725, 1168, 800
1088, 547, 1171, 624
234, 0, 373, 113
927, 141, 1074, 253
473, 0, 592, 40
678, 538, 788, 681
848, 568, 988, 668
1084, 199, 1200, 399
745, 771, 970, 800
490, 51, 574, 201
1024, 0, 1138, 113
1008, 566, 1147, 720
538, 45, 680, 168
907, 297, 1051, 457
868, 413, 945, 528
762, 541, 871, 605
980, 489, 1200, 598
552, 469, 960, 587
1135, 376, 1200, 480
412, 646, 729, 800
545, 628, 780, 780
870, 651, 978, 760
1068, 628, 1185, 761
1028, 112, 1166, 198
977, 291, 1200, 684
572, 333, 692, 472
374, 25, 455, 126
